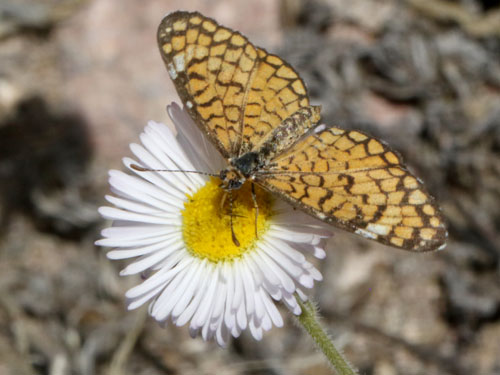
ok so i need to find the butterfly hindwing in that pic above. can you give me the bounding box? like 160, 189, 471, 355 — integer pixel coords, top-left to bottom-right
256, 127, 447, 251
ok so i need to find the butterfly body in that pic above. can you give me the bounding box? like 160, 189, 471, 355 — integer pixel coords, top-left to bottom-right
157, 11, 448, 252
221, 105, 321, 187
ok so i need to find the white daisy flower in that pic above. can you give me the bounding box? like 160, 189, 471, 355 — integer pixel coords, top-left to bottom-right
96, 102, 332, 347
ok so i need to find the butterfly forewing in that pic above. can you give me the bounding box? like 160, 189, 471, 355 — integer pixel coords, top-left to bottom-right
157, 11, 311, 158
158, 12, 254, 157
256, 127, 447, 251
239, 48, 310, 155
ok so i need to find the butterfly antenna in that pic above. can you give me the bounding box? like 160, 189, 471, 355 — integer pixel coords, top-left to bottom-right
130, 163, 217, 176
229, 191, 240, 247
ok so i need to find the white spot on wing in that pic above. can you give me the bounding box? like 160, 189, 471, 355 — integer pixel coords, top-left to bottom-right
437, 243, 447, 251
314, 124, 327, 134
186, 101, 193, 109
355, 228, 378, 240
174, 53, 185, 72
366, 223, 390, 236
317, 213, 326, 220
167, 63, 177, 79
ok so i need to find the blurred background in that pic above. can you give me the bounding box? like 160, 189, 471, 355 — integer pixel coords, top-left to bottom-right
0, 0, 499, 374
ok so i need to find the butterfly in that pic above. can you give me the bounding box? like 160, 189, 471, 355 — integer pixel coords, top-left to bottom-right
154, 10, 447, 252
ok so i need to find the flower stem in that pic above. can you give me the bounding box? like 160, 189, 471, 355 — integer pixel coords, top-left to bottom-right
295, 297, 357, 375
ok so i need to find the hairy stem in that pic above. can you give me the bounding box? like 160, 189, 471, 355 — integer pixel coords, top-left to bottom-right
295, 297, 357, 375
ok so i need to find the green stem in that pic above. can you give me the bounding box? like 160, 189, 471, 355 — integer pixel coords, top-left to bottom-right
295, 297, 357, 375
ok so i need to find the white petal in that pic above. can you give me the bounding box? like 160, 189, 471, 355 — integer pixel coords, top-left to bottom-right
249, 252, 281, 288
168, 103, 225, 172
139, 132, 205, 189
314, 246, 327, 259
120, 241, 183, 276
261, 241, 304, 279
201, 312, 217, 341
223, 263, 236, 330
253, 288, 265, 321
210, 271, 227, 323
98, 206, 177, 225
109, 168, 186, 207
100, 225, 170, 240
268, 227, 320, 245
240, 262, 255, 316
299, 274, 314, 289
296, 288, 308, 301
107, 234, 182, 259
97, 236, 153, 249
97, 230, 179, 248
255, 249, 296, 294
105, 195, 163, 215
231, 265, 245, 311
261, 313, 272, 331
249, 318, 263, 341
261, 290, 283, 327
244, 254, 264, 287
151, 258, 197, 320
236, 300, 248, 330
127, 282, 165, 310
216, 318, 230, 347
124, 253, 185, 299
265, 236, 306, 263
304, 262, 323, 281
171, 259, 206, 319
175, 263, 211, 327
129, 144, 196, 198
282, 292, 301, 315
192, 265, 219, 329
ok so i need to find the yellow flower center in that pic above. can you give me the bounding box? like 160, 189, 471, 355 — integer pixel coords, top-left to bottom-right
182, 177, 273, 262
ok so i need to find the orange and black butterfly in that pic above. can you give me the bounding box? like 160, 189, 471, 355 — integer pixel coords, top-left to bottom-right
155, 11, 447, 252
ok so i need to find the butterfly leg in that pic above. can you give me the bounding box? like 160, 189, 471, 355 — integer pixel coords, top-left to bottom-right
220, 191, 241, 246
251, 183, 259, 239
220, 191, 227, 216
229, 191, 240, 247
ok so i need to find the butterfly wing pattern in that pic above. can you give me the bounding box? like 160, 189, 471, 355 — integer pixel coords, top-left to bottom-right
256, 127, 447, 251
157, 11, 447, 252
157, 11, 310, 158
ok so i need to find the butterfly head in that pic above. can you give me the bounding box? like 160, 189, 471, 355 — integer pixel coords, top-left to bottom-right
219, 167, 246, 191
